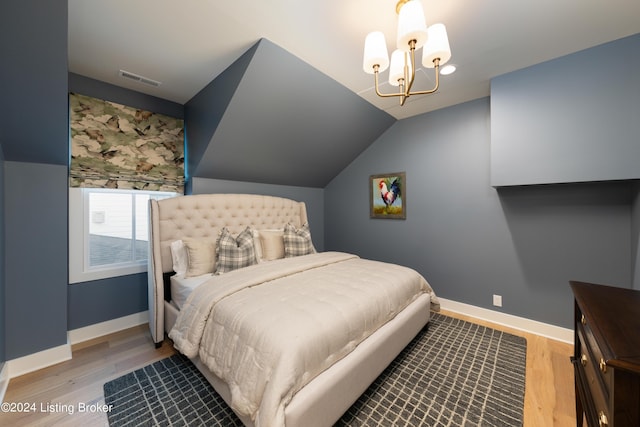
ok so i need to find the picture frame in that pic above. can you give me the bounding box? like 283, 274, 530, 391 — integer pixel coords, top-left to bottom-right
370, 172, 406, 219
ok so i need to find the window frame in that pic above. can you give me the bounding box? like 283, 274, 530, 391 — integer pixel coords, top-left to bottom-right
69, 187, 176, 284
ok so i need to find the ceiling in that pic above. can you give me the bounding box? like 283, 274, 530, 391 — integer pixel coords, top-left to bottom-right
68, 0, 640, 120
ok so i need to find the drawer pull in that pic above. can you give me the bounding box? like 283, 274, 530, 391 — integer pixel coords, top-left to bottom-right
599, 358, 607, 373
580, 354, 588, 366
581, 314, 586, 325
598, 411, 608, 427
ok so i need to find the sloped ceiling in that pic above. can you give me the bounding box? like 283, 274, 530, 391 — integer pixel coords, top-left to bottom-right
187, 39, 396, 188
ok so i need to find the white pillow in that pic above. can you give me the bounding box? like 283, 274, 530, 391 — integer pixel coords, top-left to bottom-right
184, 238, 216, 277
170, 240, 188, 275
258, 229, 285, 261
252, 229, 264, 263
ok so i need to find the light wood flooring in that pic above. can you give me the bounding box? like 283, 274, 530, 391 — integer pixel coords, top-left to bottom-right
0, 310, 575, 426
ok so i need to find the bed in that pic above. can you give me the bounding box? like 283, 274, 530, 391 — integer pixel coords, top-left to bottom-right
148, 193, 439, 427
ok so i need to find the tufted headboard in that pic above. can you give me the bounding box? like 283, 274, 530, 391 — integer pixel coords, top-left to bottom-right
148, 193, 309, 345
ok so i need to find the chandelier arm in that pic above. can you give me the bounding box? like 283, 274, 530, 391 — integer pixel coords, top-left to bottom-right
372, 66, 407, 99
406, 58, 441, 96
404, 41, 417, 96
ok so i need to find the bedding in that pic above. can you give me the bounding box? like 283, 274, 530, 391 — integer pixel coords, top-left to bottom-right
170, 240, 187, 275
169, 273, 212, 310
169, 251, 438, 427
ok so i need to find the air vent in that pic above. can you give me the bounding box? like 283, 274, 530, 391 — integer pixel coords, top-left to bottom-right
118, 69, 161, 87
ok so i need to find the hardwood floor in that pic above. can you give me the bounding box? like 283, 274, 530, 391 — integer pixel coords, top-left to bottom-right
0, 325, 176, 427
0, 311, 575, 426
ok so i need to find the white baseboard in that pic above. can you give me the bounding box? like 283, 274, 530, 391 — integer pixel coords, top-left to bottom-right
68, 311, 149, 345
7, 343, 72, 379
5, 311, 149, 381
438, 298, 574, 344
0, 363, 9, 403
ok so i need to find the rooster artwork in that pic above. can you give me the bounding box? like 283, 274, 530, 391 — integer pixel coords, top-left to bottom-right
370, 172, 406, 219
379, 178, 401, 208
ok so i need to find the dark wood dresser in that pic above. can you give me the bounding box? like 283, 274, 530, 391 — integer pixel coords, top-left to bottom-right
570, 281, 640, 427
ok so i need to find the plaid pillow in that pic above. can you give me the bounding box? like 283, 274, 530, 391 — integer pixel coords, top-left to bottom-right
214, 227, 257, 275
283, 223, 316, 257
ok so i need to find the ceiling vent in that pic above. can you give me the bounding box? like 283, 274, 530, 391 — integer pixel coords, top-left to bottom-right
118, 69, 161, 87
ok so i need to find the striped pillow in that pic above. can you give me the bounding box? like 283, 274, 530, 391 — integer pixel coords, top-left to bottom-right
283, 223, 316, 257
214, 227, 257, 274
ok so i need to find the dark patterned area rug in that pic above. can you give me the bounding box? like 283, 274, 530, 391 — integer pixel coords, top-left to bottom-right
104, 313, 526, 426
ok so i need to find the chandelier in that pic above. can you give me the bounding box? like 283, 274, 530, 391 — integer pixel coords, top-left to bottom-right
362, 0, 452, 106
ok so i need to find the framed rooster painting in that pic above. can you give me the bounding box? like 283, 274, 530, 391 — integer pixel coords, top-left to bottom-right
370, 172, 406, 219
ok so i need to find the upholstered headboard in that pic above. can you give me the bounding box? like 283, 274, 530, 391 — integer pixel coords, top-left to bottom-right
147, 193, 309, 345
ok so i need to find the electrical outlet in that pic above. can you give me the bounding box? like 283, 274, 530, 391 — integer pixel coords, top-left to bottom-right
493, 294, 503, 307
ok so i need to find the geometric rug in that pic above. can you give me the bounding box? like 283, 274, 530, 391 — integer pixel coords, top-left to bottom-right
104, 313, 527, 426
104, 353, 242, 427
336, 313, 527, 426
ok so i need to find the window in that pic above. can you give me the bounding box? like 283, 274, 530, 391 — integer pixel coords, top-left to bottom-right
69, 188, 175, 283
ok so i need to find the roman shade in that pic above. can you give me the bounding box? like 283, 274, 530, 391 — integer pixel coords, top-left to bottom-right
69, 93, 185, 193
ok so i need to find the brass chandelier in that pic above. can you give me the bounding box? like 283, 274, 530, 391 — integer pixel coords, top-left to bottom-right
363, 0, 452, 106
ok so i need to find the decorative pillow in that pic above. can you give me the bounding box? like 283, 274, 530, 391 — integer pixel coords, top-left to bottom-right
252, 229, 264, 263
259, 229, 285, 261
215, 227, 258, 275
283, 223, 316, 257
183, 239, 216, 277
170, 240, 188, 275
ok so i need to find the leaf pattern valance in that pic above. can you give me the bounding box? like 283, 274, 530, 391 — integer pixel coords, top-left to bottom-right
69, 93, 185, 193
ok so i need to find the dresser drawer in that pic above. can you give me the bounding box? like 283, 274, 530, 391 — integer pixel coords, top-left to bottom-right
577, 328, 611, 424
579, 314, 613, 395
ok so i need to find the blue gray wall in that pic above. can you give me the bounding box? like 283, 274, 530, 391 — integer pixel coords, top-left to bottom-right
325, 98, 632, 329
186, 39, 395, 188
0, 146, 5, 366
5, 162, 69, 357
185, 43, 259, 180
491, 33, 640, 186
0, 1, 68, 166
1, 0, 69, 359
67, 274, 149, 330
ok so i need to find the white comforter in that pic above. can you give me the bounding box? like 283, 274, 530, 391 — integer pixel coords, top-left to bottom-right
169, 251, 438, 427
